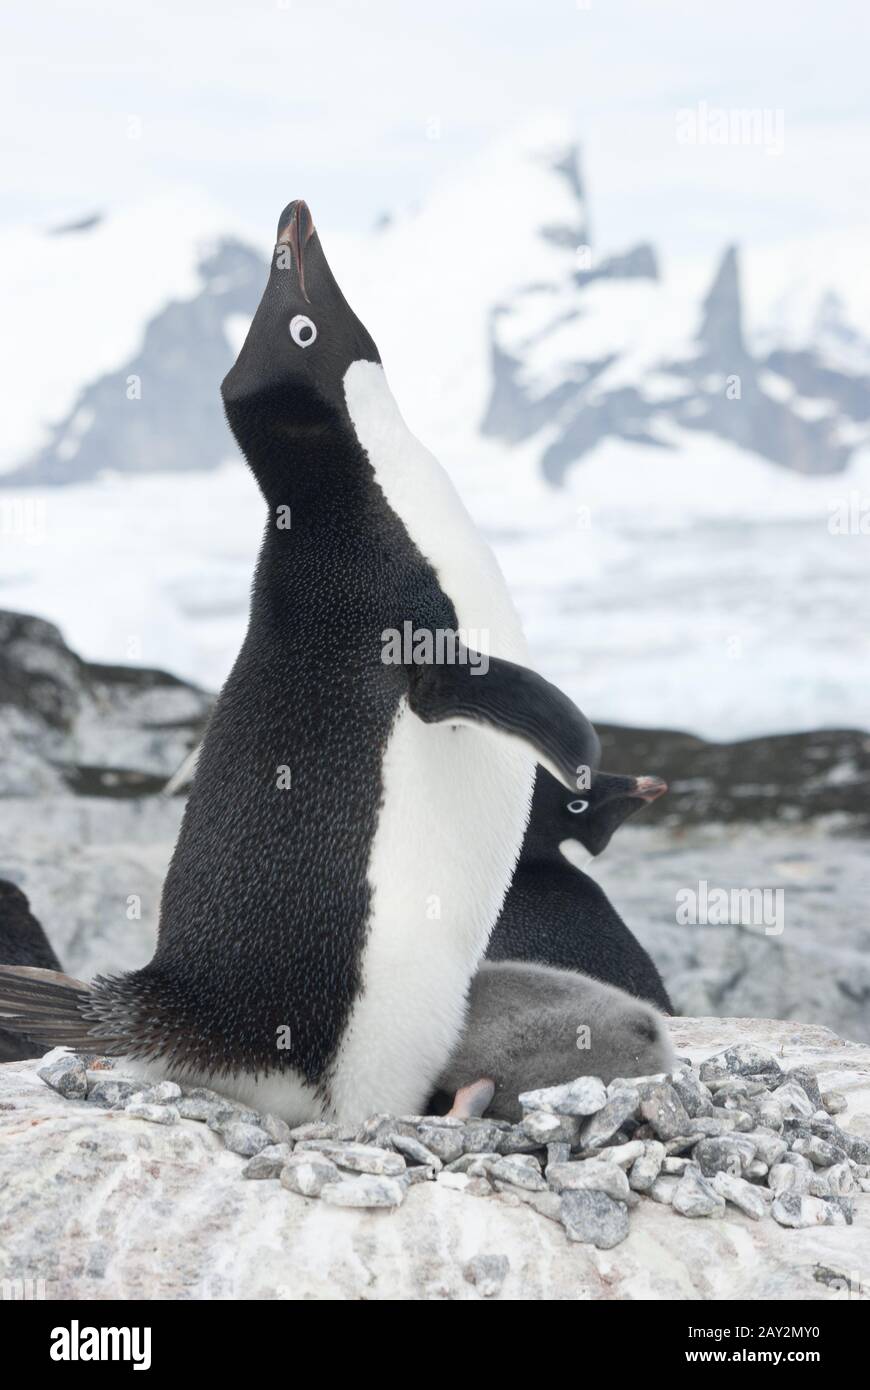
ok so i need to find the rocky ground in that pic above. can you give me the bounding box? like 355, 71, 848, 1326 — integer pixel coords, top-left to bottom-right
1, 1017, 868, 1300
1, 609, 867, 1039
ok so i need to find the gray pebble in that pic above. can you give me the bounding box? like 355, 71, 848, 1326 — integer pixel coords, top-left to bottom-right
639, 1083, 692, 1142
294, 1140, 406, 1176
519, 1076, 607, 1116
207, 1107, 262, 1134
405, 1165, 438, 1186
489, 1156, 547, 1192
709, 1079, 758, 1103
289, 1121, 346, 1143
694, 1134, 756, 1177
663, 1133, 706, 1155
712, 1171, 766, 1220
578, 1087, 640, 1150
86, 1077, 136, 1109
560, 1190, 630, 1248
698, 1057, 729, 1085
814, 1162, 854, 1196
741, 1129, 787, 1167
784, 1067, 823, 1111
768, 1162, 813, 1194
446, 1152, 499, 1175
629, 1141, 665, 1193
601, 1139, 645, 1169
720, 1044, 782, 1080
176, 1095, 236, 1125
842, 1133, 870, 1165
126, 1102, 179, 1126
821, 1090, 847, 1115
261, 1113, 293, 1145
493, 1124, 544, 1155
520, 1110, 581, 1145
280, 1154, 342, 1197
548, 1159, 630, 1202
415, 1125, 465, 1164
242, 1143, 293, 1179
222, 1122, 271, 1157
649, 1174, 680, 1204
129, 1081, 182, 1106
461, 1122, 505, 1153
771, 1193, 842, 1229
773, 1081, 815, 1120
669, 1068, 715, 1119
389, 1132, 442, 1170
821, 1195, 853, 1225
672, 1165, 726, 1218
546, 1142, 572, 1169
751, 1095, 785, 1131
791, 1136, 846, 1168
745, 1160, 769, 1180
38, 1053, 88, 1101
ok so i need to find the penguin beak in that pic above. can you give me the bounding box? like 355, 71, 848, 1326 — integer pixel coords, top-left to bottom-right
276, 199, 316, 304
631, 776, 668, 804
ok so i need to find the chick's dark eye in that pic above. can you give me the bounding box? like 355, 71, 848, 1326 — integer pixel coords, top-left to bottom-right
289, 314, 317, 347
567, 799, 588, 814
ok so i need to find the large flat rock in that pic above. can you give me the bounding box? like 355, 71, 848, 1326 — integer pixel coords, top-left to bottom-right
1, 1016, 868, 1301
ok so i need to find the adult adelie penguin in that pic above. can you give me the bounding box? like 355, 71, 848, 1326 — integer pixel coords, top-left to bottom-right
0, 201, 599, 1124
487, 767, 673, 1012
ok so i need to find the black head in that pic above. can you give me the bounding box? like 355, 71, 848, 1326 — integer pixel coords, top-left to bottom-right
526, 766, 667, 860
221, 200, 381, 496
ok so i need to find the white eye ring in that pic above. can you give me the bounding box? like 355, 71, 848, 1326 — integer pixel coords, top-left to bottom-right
567, 799, 589, 814
289, 314, 317, 348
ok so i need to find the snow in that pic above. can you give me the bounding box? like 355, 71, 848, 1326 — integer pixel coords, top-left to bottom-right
0, 119, 868, 740
0, 191, 269, 472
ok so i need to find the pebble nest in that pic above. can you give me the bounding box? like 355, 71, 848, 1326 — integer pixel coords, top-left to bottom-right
36, 1044, 870, 1252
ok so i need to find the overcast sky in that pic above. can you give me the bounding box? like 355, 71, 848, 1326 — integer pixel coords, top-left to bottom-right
3, 0, 868, 257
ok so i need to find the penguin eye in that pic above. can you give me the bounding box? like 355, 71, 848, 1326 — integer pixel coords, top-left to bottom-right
289, 314, 317, 348
567, 799, 588, 814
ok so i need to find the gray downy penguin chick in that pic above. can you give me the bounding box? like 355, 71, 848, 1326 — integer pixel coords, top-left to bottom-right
435, 960, 675, 1122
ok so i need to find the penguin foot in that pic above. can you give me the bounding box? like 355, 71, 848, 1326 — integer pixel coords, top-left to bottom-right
446, 1077, 495, 1119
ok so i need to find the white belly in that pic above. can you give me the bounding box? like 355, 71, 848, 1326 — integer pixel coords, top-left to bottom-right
329, 705, 532, 1122
327, 359, 536, 1122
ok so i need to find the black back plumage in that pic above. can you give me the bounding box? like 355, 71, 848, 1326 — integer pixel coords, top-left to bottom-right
487, 767, 673, 1012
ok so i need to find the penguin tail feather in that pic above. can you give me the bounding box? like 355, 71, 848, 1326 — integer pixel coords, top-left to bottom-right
0, 965, 122, 1053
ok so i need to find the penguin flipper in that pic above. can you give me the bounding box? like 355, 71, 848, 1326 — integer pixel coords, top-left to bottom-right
408, 651, 600, 791
0, 965, 121, 1053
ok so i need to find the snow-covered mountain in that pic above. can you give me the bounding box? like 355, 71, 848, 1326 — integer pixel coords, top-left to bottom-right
1, 121, 868, 737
